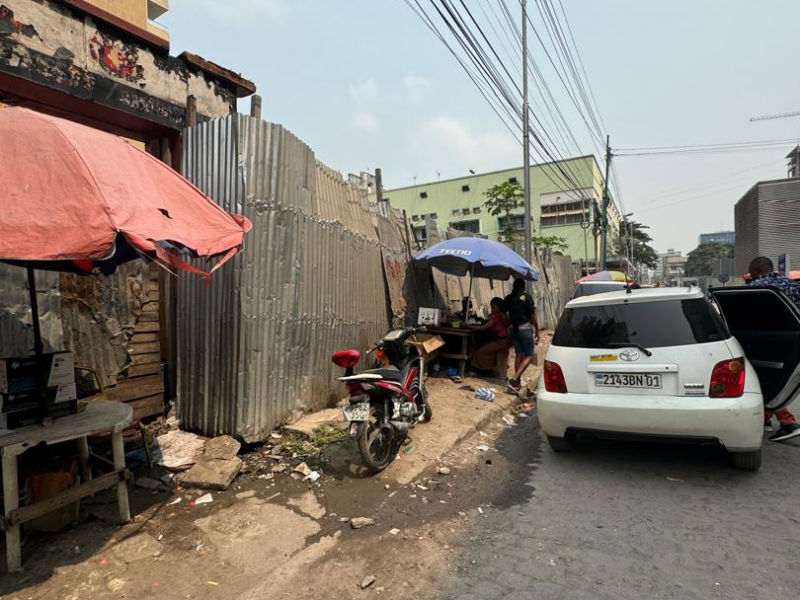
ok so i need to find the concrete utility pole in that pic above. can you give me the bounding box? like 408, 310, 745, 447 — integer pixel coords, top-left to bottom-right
522, 0, 532, 268
600, 135, 612, 270
375, 168, 384, 203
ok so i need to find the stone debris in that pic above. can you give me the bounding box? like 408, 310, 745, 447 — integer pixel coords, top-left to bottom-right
152, 430, 207, 471
293, 462, 313, 477
360, 575, 376, 589
203, 435, 241, 461
183, 435, 243, 491
436, 467, 451, 475
350, 517, 375, 530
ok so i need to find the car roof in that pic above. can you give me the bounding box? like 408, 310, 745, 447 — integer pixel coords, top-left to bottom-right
566, 286, 705, 308
576, 280, 628, 286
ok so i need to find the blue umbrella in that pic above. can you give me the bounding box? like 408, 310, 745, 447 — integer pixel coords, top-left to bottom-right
414, 237, 539, 281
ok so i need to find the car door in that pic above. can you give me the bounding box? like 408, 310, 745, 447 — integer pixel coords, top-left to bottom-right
710, 286, 800, 410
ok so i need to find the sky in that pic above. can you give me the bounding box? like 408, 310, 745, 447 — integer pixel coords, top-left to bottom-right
163, 0, 800, 255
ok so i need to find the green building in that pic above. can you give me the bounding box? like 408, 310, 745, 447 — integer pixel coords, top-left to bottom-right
376, 156, 621, 265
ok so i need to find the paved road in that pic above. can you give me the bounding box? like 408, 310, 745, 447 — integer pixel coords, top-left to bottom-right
446, 417, 800, 600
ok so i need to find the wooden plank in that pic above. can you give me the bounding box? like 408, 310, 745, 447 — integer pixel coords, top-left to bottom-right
139, 311, 159, 323
4, 471, 131, 530
147, 288, 159, 302
129, 341, 160, 356
130, 395, 164, 421
441, 352, 469, 361
134, 320, 160, 334
104, 376, 164, 403
131, 352, 161, 367
124, 363, 161, 378
130, 332, 160, 344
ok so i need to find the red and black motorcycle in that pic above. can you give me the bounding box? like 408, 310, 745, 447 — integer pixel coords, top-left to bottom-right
332, 327, 433, 472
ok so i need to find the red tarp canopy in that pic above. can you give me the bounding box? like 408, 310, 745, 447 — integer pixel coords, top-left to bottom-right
0, 107, 250, 277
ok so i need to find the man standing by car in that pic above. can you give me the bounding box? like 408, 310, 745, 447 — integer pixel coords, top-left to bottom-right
505, 278, 540, 394
748, 256, 800, 442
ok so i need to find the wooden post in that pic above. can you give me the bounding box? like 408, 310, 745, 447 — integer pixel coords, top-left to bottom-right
185, 95, 197, 128
111, 431, 131, 523
77, 436, 91, 484
2, 449, 21, 572
250, 94, 262, 120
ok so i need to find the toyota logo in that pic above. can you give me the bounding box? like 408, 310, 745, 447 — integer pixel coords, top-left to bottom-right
619, 349, 640, 362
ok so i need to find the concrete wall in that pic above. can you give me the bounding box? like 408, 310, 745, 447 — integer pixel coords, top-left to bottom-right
0, 0, 234, 130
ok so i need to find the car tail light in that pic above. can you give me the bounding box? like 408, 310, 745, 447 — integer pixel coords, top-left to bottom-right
710, 358, 745, 398
543, 361, 568, 393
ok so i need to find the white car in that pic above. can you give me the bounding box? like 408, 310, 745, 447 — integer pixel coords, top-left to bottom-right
537, 286, 800, 470
571, 280, 629, 299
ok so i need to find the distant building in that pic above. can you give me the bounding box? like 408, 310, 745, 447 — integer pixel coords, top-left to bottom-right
734, 177, 800, 276
373, 156, 621, 262
86, 0, 170, 42
654, 249, 687, 287
699, 231, 735, 246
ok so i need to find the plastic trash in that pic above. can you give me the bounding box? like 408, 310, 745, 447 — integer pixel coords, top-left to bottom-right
192, 493, 213, 506
475, 387, 496, 402
305, 471, 321, 483
476, 445, 491, 452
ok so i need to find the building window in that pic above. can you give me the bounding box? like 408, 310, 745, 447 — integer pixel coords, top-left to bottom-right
451, 220, 480, 233
420, 191, 428, 199
452, 209, 461, 216
461, 208, 471, 216
412, 214, 420, 221
508, 177, 518, 184
498, 214, 526, 232
540, 200, 589, 227
472, 206, 482, 214
413, 226, 428, 243
430, 213, 438, 220
461, 184, 471, 192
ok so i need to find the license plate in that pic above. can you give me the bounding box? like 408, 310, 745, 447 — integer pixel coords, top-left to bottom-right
343, 402, 370, 422
594, 373, 662, 389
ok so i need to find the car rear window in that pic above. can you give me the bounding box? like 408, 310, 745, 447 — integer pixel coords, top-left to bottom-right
553, 298, 730, 349
572, 283, 627, 299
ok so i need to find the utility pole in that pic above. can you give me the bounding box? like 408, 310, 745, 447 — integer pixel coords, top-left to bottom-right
521, 0, 532, 268
600, 135, 612, 270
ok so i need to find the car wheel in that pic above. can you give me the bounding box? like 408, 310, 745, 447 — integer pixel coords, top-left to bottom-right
547, 435, 575, 453
728, 449, 762, 471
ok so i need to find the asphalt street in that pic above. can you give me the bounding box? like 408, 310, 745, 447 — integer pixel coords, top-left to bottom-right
446, 417, 800, 600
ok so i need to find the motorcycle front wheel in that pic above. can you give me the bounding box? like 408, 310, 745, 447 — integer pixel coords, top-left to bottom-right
358, 405, 398, 473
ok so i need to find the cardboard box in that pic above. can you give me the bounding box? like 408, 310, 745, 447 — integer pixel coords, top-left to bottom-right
417, 308, 442, 327
407, 334, 445, 361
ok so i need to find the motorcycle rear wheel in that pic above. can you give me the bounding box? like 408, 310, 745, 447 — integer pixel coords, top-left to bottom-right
358, 407, 398, 473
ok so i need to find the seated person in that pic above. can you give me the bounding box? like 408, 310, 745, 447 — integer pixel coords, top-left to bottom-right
469, 298, 511, 377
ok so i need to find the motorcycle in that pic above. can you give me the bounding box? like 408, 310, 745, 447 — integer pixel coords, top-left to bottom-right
332, 327, 433, 473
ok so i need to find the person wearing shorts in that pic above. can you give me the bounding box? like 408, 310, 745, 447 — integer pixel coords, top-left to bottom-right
504, 278, 539, 394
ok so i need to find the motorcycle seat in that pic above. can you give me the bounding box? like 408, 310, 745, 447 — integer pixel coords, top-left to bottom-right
361, 367, 403, 381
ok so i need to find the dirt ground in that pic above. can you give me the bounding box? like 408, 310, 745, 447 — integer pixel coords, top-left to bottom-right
0, 354, 544, 600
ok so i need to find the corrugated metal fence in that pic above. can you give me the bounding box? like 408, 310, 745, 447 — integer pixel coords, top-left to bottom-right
178, 115, 416, 441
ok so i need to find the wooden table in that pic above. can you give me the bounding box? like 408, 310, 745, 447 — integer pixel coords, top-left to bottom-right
425, 326, 476, 378
0, 401, 132, 573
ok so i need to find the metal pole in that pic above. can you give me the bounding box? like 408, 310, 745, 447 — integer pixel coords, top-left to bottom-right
600, 135, 612, 270
522, 0, 532, 268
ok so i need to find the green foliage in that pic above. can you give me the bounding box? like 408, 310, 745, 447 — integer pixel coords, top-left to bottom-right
532, 234, 569, 255
684, 242, 734, 276
615, 220, 659, 269
484, 181, 524, 241
310, 424, 347, 448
